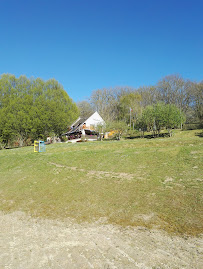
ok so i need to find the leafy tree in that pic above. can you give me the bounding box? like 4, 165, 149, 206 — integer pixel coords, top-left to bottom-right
95, 123, 106, 141
106, 121, 128, 140
164, 104, 186, 136
0, 74, 78, 146
136, 103, 185, 137
153, 103, 166, 136
136, 117, 147, 137
156, 74, 192, 128
142, 105, 155, 133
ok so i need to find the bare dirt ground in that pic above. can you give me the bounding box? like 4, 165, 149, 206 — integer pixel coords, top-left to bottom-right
0, 211, 202, 269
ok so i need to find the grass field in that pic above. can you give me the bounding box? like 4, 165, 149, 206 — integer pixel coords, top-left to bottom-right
0, 130, 202, 236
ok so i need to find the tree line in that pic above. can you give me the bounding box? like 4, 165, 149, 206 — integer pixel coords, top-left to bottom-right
77, 74, 203, 133
0, 73, 202, 147
0, 74, 78, 148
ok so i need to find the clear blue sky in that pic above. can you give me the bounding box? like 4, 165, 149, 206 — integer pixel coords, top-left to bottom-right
0, 0, 202, 102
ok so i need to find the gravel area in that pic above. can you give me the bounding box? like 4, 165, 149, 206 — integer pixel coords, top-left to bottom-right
0, 211, 202, 269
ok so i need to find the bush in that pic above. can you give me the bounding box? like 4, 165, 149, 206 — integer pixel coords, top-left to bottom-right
183, 123, 203, 130
125, 129, 140, 138
61, 136, 68, 142
0, 142, 5, 150
25, 138, 33, 146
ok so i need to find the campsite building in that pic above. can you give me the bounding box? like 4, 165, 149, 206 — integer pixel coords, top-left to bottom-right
64, 111, 105, 142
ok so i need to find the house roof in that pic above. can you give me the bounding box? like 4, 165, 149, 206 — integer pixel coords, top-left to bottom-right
72, 117, 86, 128
63, 111, 105, 136
65, 117, 86, 134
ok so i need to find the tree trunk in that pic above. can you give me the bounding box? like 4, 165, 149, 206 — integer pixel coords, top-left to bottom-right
168, 129, 172, 137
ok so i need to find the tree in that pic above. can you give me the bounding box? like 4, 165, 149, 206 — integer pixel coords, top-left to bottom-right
136, 117, 147, 138
164, 104, 186, 136
156, 74, 192, 128
106, 121, 128, 140
90, 87, 123, 122
136, 103, 185, 138
77, 101, 94, 118
138, 86, 159, 107
0, 74, 79, 146
142, 105, 155, 134
95, 123, 106, 141
153, 103, 166, 136
191, 82, 203, 124
118, 91, 142, 126
74, 74, 201, 128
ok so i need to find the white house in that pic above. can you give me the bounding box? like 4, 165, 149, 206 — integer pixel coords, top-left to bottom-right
64, 111, 105, 142
83, 111, 105, 129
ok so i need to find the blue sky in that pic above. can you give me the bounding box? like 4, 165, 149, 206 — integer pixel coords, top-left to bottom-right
0, 0, 202, 102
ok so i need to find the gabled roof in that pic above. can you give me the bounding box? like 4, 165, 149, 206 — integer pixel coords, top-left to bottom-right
63, 111, 105, 135
66, 117, 86, 134
71, 117, 86, 128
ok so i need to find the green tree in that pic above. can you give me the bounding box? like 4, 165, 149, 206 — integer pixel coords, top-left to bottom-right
106, 121, 128, 140
0, 74, 78, 146
95, 123, 106, 141
153, 103, 166, 136
136, 103, 185, 138
164, 104, 186, 136
142, 105, 155, 133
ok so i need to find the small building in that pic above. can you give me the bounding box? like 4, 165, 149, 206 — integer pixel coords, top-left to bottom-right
63, 111, 105, 142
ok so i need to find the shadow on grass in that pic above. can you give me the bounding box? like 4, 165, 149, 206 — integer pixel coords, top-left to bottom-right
125, 133, 170, 140
195, 131, 203, 137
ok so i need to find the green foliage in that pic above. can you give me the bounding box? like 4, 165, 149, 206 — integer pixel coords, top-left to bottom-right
153, 103, 166, 134
142, 105, 154, 131
95, 123, 105, 133
164, 104, 186, 136
137, 103, 186, 137
183, 123, 203, 130
0, 74, 79, 146
106, 121, 128, 140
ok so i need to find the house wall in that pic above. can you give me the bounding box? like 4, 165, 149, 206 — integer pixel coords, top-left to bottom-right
85, 112, 105, 129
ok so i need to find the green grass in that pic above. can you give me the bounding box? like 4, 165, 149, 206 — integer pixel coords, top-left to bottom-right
0, 129, 202, 236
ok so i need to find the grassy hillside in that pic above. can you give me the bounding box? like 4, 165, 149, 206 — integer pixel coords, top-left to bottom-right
0, 130, 202, 236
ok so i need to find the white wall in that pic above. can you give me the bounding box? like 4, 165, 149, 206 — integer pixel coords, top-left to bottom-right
85, 112, 105, 127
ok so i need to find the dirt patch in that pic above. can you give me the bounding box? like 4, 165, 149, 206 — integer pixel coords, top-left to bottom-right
133, 213, 156, 222
190, 151, 199, 154
49, 162, 135, 180
163, 177, 174, 184
0, 211, 202, 269
87, 170, 134, 180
